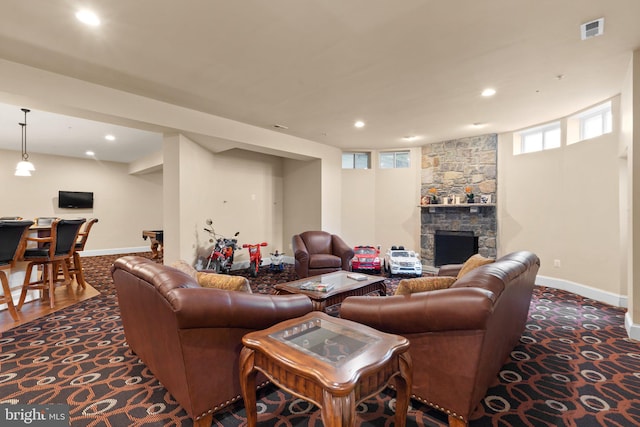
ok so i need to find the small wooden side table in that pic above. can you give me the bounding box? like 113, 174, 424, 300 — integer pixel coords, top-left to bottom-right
141, 230, 163, 259
240, 312, 412, 427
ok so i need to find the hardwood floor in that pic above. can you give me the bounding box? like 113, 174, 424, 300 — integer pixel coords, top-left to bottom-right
0, 279, 100, 333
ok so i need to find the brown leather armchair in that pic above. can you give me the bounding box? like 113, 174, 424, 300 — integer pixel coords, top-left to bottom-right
292, 230, 354, 278
340, 251, 540, 427
111, 256, 313, 427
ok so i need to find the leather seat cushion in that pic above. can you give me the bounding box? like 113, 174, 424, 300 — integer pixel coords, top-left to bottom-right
309, 254, 342, 269
23, 248, 51, 259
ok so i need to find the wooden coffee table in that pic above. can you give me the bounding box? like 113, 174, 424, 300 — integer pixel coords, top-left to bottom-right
240, 312, 412, 427
273, 271, 386, 312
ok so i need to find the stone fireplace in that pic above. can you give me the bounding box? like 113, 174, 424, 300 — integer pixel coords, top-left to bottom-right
420, 134, 497, 266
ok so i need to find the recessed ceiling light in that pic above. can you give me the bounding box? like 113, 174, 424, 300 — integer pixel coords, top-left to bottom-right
481, 88, 496, 97
354, 121, 365, 128
85, 151, 95, 156
105, 134, 115, 141
403, 135, 420, 141
472, 123, 487, 128
273, 124, 289, 130
76, 10, 101, 26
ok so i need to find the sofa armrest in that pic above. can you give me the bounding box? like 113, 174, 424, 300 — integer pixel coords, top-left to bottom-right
170, 288, 313, 329
340, 287, 495, 334
331, 234, 354, 270
292, 234, 310, 277
438, 264, 463, 277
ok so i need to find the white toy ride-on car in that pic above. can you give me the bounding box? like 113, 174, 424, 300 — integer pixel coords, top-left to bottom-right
384, 245, 422, 277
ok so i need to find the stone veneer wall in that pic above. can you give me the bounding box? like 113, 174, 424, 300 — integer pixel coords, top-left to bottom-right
420, 134, 497, 266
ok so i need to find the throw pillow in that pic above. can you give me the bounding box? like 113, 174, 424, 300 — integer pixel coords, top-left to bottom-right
395, 276, 457, 295
196, 272, 252, 293
171, 260, 198, 279
456, 254, 494, 279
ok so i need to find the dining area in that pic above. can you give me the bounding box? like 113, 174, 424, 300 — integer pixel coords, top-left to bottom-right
0, 217, 99, 331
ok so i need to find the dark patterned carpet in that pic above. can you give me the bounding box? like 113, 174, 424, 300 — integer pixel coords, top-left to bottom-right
1, 253, 639, 426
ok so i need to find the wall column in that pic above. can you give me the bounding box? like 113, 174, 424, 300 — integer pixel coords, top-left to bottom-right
626, 49, 640, 340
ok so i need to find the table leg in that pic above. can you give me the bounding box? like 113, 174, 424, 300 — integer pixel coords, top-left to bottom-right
150, 240, 160, 259
320, 389, 356, 427
239, 347, 258, 427
394, 352, 412, 427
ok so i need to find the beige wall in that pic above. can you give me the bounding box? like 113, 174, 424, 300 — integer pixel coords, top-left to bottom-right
320, 155, 343, 234
162, 134, 287, 266
0, 148, 162, 252
498, 97, 621, 296
341, 167, 376, 247
342, 148, 422, 254
283, 158, 322, 252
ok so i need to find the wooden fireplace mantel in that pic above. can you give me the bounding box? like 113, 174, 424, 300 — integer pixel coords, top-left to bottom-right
419, 203, 495, 213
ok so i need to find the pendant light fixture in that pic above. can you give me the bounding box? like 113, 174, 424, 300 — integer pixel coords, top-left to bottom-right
15, 108, 35, 177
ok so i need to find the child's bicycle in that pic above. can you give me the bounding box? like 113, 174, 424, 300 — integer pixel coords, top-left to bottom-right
242, 242, 267, 277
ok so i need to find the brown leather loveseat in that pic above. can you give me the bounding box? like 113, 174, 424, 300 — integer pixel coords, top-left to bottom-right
111, 256, 313, 426
340, 251, 540, 427
292, 230, 354, 278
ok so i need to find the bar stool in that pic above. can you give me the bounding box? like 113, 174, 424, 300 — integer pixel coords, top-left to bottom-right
0, 220, 34, 321
17, 218, 85, 310
66, 218, 98, 288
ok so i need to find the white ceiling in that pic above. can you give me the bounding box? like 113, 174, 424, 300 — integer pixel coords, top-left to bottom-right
0, 102, 162, 163
0, 0, 638, 163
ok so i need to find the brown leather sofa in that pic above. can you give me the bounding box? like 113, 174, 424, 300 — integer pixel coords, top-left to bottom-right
340, 251, 540, 427
111, 256, 313, 427
292, 230, 354, 278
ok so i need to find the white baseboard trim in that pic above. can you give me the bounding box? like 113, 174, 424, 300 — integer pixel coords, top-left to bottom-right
536, 275, 627, 308
79, 246, 150, 257
625, 313, 640, 341
230, 256, 295, 271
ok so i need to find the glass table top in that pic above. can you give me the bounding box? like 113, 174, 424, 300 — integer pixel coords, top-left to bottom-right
269, 316, 380, 364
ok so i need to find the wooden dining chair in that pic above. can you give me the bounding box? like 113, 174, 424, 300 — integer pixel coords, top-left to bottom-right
66, 218, 98, 288
17, 218, 85, 310
0, 220, 34, 321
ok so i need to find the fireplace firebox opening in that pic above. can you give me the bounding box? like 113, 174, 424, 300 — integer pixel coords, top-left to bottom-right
434, 230, 478, 266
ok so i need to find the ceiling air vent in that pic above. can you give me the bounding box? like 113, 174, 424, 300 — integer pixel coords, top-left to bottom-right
581, 18, 604, 40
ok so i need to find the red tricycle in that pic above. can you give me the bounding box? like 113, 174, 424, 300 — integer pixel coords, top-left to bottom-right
242, 242, 267, 277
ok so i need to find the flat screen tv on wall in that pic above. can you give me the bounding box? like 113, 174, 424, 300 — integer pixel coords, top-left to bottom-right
58, 191, 94, 209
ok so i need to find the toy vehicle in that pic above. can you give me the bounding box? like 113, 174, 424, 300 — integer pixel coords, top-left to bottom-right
243, 242, 267, 277
203, 219, 240, 274
350, 245, 381, 273
384, 245, 422, 277
269, 250, 286, 273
